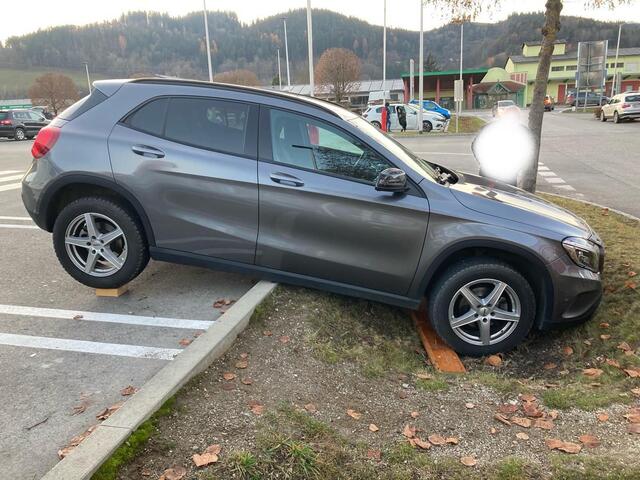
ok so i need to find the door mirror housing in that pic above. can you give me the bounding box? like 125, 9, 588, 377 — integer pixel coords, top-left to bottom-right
375, 168, 408, 192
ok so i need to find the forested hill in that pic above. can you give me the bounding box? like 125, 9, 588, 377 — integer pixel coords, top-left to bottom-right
1, 9, 639, 85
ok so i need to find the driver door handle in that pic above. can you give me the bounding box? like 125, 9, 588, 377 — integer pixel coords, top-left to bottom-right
270, 172, 304, 187
131, 144, 165, 158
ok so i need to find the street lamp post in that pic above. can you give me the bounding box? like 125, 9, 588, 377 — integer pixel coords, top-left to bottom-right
457, 21, 463, 133
612, 23, 622, 96
83, 62, 91, 93
203, 0, 213, 82
282, 18, 291, 87
277, 49, 282, 90
418, 1, 424, 133
382, 0, 387, 107
306, 0, 314, 96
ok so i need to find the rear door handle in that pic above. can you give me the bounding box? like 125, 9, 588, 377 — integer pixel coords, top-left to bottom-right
131, 144, 165, 158
270, 172, 304, 187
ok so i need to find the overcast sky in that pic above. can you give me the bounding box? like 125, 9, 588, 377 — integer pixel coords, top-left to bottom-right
2, 0, 639, 43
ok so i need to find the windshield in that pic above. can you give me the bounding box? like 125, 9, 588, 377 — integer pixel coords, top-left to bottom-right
349, 116, 439, 181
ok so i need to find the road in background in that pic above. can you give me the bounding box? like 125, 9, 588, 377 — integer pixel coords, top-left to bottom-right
397, 111, 640, 218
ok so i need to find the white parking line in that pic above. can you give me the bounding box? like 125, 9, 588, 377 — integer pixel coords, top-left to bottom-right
0, 224, 39, 229
0, 170, 22, 176
539, 171, 555, 177
0, 333, 181, 360
545, 177, 566, 184
0, 183, 21, 192
0, 304, 214, 330
0, 174, 24, 183
0, 216, 33, 221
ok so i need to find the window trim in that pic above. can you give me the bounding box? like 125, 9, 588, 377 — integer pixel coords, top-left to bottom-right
258, 105, 423, 196
119, 95, 259, 160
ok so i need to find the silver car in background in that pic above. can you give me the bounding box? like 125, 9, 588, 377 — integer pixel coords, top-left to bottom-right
22, 78, 603, 356
600, 92, 640, 123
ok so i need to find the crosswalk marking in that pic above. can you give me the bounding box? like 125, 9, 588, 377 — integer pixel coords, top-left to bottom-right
0, 224, 39, 229
0, 333, 181, 360
0, 304, 214, 330
0, 174, 24, 183
0, 182, 21, 192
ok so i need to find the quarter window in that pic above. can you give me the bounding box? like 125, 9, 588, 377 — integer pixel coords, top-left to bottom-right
269, 109, 392, 183
165, 97, 249, 155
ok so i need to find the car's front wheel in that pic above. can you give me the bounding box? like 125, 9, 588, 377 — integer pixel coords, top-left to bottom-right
614, 111, 620, 124
422, 121, 433, 132
428, 258, 536, 356
600, 110, 607, 122
14, 128, 25, 141
53, 197, 149, 289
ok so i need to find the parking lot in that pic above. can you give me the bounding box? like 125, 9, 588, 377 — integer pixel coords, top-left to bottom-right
0, 138, 255, 479
0, 108, 638, 478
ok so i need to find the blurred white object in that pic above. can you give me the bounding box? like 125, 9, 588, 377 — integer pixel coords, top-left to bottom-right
492, 100, 520, 118
472, 117, 535, 185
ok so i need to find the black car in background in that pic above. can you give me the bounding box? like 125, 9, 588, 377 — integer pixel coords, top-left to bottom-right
566, 91, 609, 107
0, 109, 49, 140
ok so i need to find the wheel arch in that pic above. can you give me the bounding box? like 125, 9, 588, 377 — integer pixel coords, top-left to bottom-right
40, 174, 156, 247
416, 240, 553, 329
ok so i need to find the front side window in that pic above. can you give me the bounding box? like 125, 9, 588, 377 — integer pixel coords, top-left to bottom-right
269, 109, 392, 183
165, 97, 250, 156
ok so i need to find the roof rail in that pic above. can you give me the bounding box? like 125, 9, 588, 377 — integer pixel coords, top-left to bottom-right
129, 77, 341, 118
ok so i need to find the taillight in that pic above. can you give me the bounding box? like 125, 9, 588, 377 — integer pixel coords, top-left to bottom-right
31, 125, 60, 159
0, 119, 11, 125
622, 103, 631, 109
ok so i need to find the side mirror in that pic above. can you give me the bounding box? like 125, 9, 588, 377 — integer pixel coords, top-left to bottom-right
376, 168, 408, 192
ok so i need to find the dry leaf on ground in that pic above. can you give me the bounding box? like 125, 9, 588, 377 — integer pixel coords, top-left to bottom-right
583, 368, 604, 378
57, 425, 97, 459
222, 372, 236, 381
624, 368, 640, 378
279, 335, 291, 344
511, 416, 532, 428
347, 409, 362, 420
248, 401, 264, 415
596, 412, 609, 422
235, 360, 248, 369
71, 404, 87, 415
562, 346, 574, 356
516, 432, 530, 440
494, 413, 512, 426
465, 402, 475, 409
485, 355, 502, 367
263, 330, 273, 336
523, 402, 544, 418
534, 419, 554, 430
369, 423, 379, 432
178, 338, 192, 347
96, 402, 123, 421
159, 466, 187, 480
578, 435, 601, 448
416, 372, 432, 380
427, 434, 446, 446
402, 424, 416, 438
366, 449, 381, 460
618, 342, 632, 352
120, 385, 138, 396
497, 404, 518, 415
412, 438, 431, 449
241, 377, 253, 385
543, 362, 557, 370
410, 411, 419, 418
545, 438, 582, 454
445, 437, 459, 445
460, 456, 477, 467
304, 403, 317, 413
628, 424, 640, 434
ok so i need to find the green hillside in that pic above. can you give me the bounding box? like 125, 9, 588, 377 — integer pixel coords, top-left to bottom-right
0, 66, 107, 99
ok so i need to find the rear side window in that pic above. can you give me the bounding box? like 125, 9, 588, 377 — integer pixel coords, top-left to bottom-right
125, 98, 168, 137
626, 95, 640, 102
58, 89, 108, 121
164, 97, 250, 156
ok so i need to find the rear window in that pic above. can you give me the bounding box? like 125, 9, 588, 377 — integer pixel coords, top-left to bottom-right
124, 98, 168, 137
626, 95, 640, 102
58, 89, 108, 121
164, 97, 250, 156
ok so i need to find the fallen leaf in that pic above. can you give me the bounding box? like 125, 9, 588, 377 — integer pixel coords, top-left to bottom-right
597, 412, 609, 422
303, 403, 317, 413
605, 359, 621, 368
624, 368, 640, 378
402, 424, 416, 439
213, 298, 235, 308
241, 377, 253, 385
223, 372, 236, 381
57, 425, 97, 459
416, 372, 432, 380
159, 466, 187, 480
583, 368, 603, 378
460, 456, 477, 467
72, 314, 83, 320
71, 404, 87, 415
96, 402, 123, 421
490, 427, 498, 434
562, 346, 574, 356
600, 334, 611, 341
193, 331, 203, 338
497, 404, 518, 415
533, 419, 554, 430
625, 281, 637, 290
120, 385, 138, 396
366, 449, 381, 460
624, 413, 640, 424
599, 322, 610, 329
631, 388, 640, 397
279, 335, 290, 344
485, 355, 502, 367
545, 438, 582, 454
427, 434, 446, 446
347, 409, 362, 420
543, 362, 557, 370
263, 330, 273, 336
516, 432, 530, 440
445, 436, 459, 445
523, 402, 544, 418
410, 411, 420, 418
494, 413, 512, 426
193, 444, 221, 467
248, 401, 264, 415
520, 394, 537, 402
221, 382, 235, 391
511, 416, 532, 428
141, 468, 152, 476
413, 438, 431, 449
584, 340, 592, 346
465, 402, 475, 409
548, 410, 559, 420
630, 271, 638, 277
628, 424, 640, 434
239, 352, 248, 359
618, 342, 632, 352
178, 338, 192, 347
235, 360, 248, 369
579, 435, 601, 448
369, 423, 379, 432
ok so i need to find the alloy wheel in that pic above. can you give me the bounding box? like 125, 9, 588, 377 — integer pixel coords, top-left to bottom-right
15, 129, 25, 140
447, 278, 521, 346
64, 212, 128, 277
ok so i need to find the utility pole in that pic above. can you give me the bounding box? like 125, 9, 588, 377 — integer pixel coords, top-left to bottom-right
457, 21, 463, 133
277, 49, 282, 90
418, 1, 424, 132
612, 23, 622, 96
282, 17, 291, 87
203, 0, 213, 82
306, 0, 314, 96
409, 59, 414, 101
83, 62, 91, 93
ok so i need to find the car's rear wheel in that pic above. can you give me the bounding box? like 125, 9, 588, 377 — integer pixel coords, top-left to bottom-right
14, 128, 25, 141
427, 258, 536, 356
422, 121, 433, 132
614, 111, 620, 124
53, 197, 149, 289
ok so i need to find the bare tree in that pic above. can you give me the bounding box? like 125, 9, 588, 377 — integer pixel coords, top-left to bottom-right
315, 48, 361, 103
28, 73, 80, 115
213, 69, 260, 86
426, 0, 630, 192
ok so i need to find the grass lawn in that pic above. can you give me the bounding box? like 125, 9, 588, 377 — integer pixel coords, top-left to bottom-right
0, 67, 107, 96
90, 197, 639, 480
448, 115, 487, 133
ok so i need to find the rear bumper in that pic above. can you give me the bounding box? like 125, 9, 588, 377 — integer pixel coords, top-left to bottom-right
619, 111, 640, 119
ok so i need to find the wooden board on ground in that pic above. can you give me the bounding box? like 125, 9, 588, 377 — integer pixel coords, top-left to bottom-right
95, 285, 129, 298
411, 309, 466, 373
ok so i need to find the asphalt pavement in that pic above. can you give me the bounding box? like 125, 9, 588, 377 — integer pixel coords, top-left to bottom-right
397, 110, 640, 218
0, 139, 255, 479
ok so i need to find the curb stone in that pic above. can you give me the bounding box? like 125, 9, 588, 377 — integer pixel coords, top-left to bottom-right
41, 280, 278, 480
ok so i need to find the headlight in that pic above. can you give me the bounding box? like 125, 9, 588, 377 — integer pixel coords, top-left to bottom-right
562, 237, 600, 272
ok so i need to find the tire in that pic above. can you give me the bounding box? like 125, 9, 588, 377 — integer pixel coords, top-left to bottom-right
53, 197, 149, 289
422, 121, 433, 132
371, 121, 381, 129
14, 128, 25, 141
427, 258, 536, 356
600, 110, 607, 122
614, 111, 620, 124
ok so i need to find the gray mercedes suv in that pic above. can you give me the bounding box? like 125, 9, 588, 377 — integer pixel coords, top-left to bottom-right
22, 78, 604, 356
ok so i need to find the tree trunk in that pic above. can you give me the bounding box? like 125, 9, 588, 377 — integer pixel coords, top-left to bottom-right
518, 0, 563, 193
